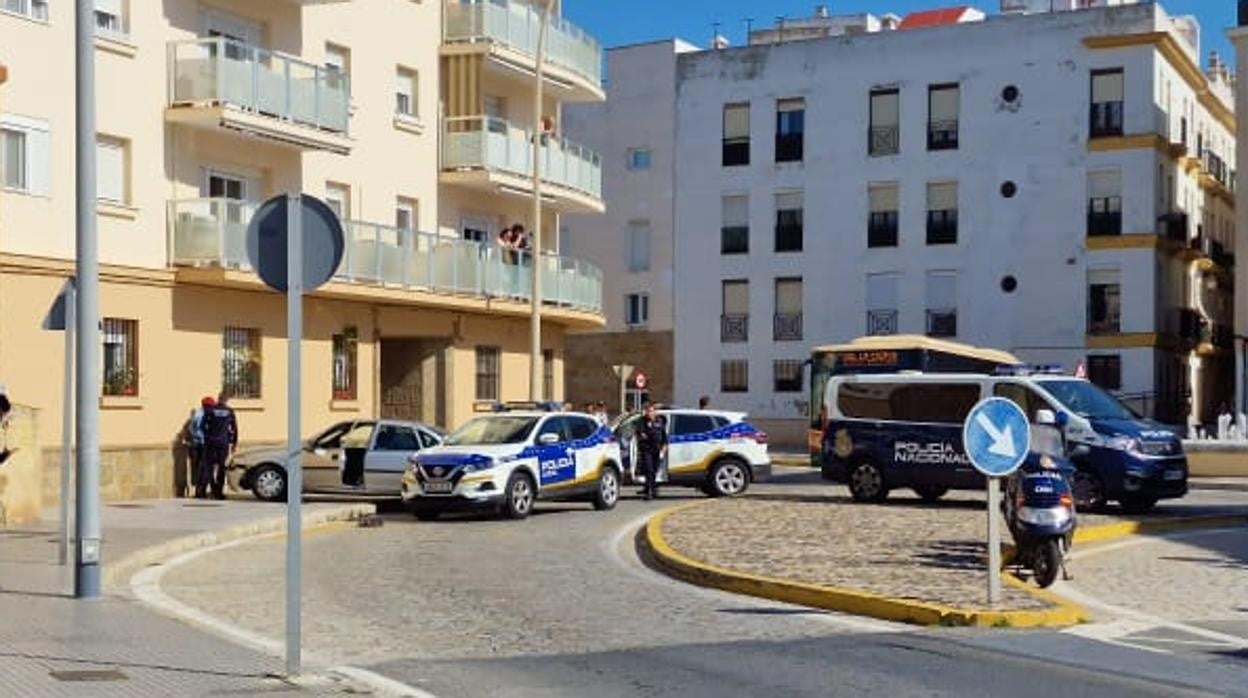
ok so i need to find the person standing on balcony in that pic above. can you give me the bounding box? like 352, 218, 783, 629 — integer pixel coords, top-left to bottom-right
513, 224, 531, 256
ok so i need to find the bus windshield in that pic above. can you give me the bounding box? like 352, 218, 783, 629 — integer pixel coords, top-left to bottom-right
1037, 380, 1136, 421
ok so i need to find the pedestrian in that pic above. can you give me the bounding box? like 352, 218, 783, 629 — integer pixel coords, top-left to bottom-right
592, 401, 609, 426
187, 396, 213, 497
200, 393, 237, 500
636, 401, 667, 501
698, 395, 710, 410
0, 384, 14, 466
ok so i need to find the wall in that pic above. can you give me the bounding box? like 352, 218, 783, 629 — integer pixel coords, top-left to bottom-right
0, 406, 40, 525
1233, 27, 1248, 413
564, 330, 673, 412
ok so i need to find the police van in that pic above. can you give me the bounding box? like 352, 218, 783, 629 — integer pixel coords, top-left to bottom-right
401, 410, 622, 520
822, 370, 1188, 512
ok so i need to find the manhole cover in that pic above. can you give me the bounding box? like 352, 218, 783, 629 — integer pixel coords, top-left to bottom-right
49, 669, 128, 682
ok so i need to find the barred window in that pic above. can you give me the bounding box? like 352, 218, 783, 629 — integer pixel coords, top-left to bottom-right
774, 359, 803, 393
721, 359, 748, 393
332, 328, 358, 401
223, 327, 261, 399
102, 318, 138, 397
475, 346, 500, 401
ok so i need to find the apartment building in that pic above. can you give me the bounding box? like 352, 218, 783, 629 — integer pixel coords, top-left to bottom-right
0, 0, 605, 503
1231, 4, 1248, 415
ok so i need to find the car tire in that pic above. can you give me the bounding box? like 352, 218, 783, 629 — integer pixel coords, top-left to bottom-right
1071, 469, 1107, 512
250, 464, 287, 502
913, 486, 948, 503
707, 458, 750, 497
848, 460, 888, 503
593, 464, 621, 511
1118, 496, 1157, 514
502, 471, 536, 520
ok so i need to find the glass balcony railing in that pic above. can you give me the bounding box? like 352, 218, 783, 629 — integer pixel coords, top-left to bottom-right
169, 37, 350, 134
168, 199, 603, 314
443, 116, 602, 200
443, 0, 602, 91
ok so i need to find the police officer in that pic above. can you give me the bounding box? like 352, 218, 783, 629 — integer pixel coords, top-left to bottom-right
200, 394, 238, 500
636, 401, 667, 501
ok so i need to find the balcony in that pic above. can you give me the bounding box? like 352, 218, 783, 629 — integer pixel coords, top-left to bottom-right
926, 210, 958, 245
926, 120, 958, 151
1086, 210, 1122, 237
868, 125, 899, 156
867, 309, 898, 336
167, 38, 351, 155
721, 314, 749, 343
1089, 101, 1123, 138
168, 199, 603, 316
441, 116, 603, 213
443, 0, 604, 102
773, 313, 802, 342
1158, 212, 1188, 244
926, 309, 957, 338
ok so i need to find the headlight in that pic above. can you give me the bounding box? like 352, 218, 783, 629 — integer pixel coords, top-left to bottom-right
462, 458, 496, 474
1038, 455, 1056, 470
1018, 506, 1071, 526
1105, 436, 1140, 454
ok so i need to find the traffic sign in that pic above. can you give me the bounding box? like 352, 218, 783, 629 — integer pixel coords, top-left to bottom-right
962, 397, 1030, 478
634, 370, 648, 390
246, 194, 344, 293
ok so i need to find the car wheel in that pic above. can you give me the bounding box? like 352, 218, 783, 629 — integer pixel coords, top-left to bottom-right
913, 486, 948, 503
251, 464, 287, 502
593, 465, 621, 511
1071, 469, 1107, 512
503, 471, 536, 520
707, 458, 750, 497
1118, 496, 1157, 514
848, 460, 888, 503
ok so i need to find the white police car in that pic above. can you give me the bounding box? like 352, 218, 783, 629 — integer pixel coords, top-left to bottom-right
612, 409, 771, 497
401, 411, 622, 520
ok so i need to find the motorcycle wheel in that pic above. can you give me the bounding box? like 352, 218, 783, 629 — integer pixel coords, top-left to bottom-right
1033, 539, 1062, 589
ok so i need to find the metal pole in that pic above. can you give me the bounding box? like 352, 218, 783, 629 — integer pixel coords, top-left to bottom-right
285, 194, 304, 676
987, 477, 1002, 605
59, 281, 76, 567
73, 0, 102, 599
529, 0, 552, 401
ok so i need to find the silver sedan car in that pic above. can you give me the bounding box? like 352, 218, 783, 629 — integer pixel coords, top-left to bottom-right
227, 419, 443, 501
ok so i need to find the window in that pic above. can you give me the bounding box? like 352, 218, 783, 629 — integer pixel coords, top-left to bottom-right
722, 103, 750, 167
837, 382, 980, 424
626, 219, 651, 272
207, 170, 246, 200
474, 346, 500, 402
625, 293, 649, 327
993, 383, 1049, 421
543, 349, 555, 402
1087, 355, 1122, 391
536, 416, 568, 443
869, 88, 899, 156
3, 0, 48, 20
1087, 268, 1121, 334
332, 328, 358, 401
673, 414, 717, 436
721, 280, 749, 342
775, 98, 805, 163
325, 182, 350, 221
721, 194, 749, 254
774, 277, 802, 341
95, 0, 127, 37
395, 66, 418, 117
626, 148, 651, 171
1090, 68, 1124, 138
96, 136, 128, 205
102, 318, 138, 397
866, 273, 899, 336
721, 359, 748, 393
324, 43, 351, 78
926, 182, 958, 245
395, 197, 417, 244
774, 359, 803, 393
1, 115, 49, 195
374, 425, 421, 452
222, 327, 261, 399
925, 271, 957, 338
774, 191, 803, 252
1087, 169, 1122, 237
566, 416, 598, 441
927, 84, 959, 150
868, 182, 899, 248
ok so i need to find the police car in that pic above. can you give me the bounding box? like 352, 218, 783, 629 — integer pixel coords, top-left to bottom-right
612, 409, 771, 497
401, 411, 622, 520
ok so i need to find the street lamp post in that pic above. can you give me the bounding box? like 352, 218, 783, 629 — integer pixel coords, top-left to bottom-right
529, 0, 553, 401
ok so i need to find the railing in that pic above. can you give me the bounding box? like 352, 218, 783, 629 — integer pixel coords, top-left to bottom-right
443, 0, 602, 91
868, 125, 899, 156
926, 210, 958, 245
1089, 101, 1123, 138
868, 215, 898, 248
169, 38, 350, 134
168, 199, 603, 313
1202, 151, 1229, 187
927, 120, 958, 150
773, 313, 803, 341
867, 309, 898, 336
721, 314, 749, 343
926, 309, 957, 338
1087, 317, 1121, 335
443, 116, 602, 200
1087, 210, 1122, 237
1159, 212, 1189, 243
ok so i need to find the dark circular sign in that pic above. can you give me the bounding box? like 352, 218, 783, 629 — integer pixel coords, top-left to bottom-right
1000, 181, 1017, 198
634, 370, 648, 389
246, 194, 345, 293
1001, 275, 1018, 293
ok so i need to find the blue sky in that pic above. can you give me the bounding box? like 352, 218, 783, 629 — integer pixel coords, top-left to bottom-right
563, 1, 1236, 64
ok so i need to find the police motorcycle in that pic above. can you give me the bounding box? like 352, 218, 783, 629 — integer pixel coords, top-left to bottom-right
1002, 409, 1080, 589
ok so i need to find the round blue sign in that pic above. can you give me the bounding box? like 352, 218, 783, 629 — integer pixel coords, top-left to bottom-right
962, 397, 1030, 477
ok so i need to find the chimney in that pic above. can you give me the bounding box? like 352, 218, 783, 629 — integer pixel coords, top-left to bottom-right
815, 4, 830, 18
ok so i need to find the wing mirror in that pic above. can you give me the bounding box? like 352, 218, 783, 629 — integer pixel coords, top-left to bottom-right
1035, 409, 1057, 426
538, 432, 561, 446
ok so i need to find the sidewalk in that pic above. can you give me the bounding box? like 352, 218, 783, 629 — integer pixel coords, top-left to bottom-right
0, 497, 374, 696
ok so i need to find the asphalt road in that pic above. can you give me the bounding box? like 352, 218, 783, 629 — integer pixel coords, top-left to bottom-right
159, 469, 1248, 697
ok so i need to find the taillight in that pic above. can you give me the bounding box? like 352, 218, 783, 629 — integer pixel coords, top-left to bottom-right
1059, 492, 1073, 509
732, 431, 768, 444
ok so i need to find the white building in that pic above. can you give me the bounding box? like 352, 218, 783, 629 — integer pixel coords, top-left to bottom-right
666, 2, 1234, 443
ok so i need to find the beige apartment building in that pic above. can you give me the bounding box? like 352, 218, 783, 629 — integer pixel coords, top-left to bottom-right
0, 0, 605, 506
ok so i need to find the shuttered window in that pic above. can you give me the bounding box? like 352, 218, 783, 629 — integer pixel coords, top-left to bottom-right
1, 115, 50, 195
722, 280, 749, 315
775, 278, 802, 314
721, 194, 749, 254
626, 220, 651, 272
96, 136, 126, 204
1091, 70, 1124, 103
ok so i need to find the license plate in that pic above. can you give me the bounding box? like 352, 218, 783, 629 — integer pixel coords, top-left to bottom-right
424, 481, 454, 494
1164, 469, 1184, 481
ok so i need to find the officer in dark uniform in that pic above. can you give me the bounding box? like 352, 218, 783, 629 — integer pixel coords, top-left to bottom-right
200, 394, 238, 499
636, 401, 667, 501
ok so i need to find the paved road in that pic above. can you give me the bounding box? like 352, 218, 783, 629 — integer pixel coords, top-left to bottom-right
158, 469, 1248, 697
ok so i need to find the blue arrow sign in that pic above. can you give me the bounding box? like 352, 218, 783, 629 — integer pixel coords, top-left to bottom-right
962, 397, 1030, 477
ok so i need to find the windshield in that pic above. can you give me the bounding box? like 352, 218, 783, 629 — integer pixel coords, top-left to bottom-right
444, 416, 538, 446
1036, 380, 1136, 421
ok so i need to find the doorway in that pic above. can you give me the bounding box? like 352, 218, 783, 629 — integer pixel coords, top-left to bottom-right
380, 338, 451, 429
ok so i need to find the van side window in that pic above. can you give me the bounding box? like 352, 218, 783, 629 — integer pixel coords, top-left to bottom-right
673, 414, 717, 436
896, 384, 980, 424
993, 383, 1046, 420
837, 382, 899, 420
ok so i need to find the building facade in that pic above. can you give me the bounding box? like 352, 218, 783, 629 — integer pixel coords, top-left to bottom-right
668, 2, 1234, 444
0, 0, 604, 504
1231, 3, 1248, 415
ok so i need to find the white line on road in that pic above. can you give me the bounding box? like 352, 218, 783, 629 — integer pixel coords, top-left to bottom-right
1055, 582, 1248, 649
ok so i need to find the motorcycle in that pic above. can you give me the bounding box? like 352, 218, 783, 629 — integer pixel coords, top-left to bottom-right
1003, 409, 1077, 588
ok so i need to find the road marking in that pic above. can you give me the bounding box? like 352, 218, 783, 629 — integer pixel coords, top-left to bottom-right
1054, 582, 1247, 650
1068, 526, 1245, 562
130, 530, 437, 698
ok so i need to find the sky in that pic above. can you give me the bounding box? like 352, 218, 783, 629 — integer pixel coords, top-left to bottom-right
563, 1, 1237, 66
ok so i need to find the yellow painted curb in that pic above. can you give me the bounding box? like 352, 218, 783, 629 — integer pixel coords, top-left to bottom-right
638, 501, 1087, 628
1074, 513, 1248, 545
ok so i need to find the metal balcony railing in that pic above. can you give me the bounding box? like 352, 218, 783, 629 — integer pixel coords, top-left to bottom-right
168, 199, 603, 313
1086, 210, 1122, 237
868, 125, 899, 156
773, 313, 802, 341
721, 314, 749, 343
169, 37, 350, 134
1089, 101, 1123, 138
1158, 212, 1188, 243
443, 0, 602, 91
926, 309, 957, 338
867, 309, 898, 336
927, 120, 958, 150
442, 116, 602, 200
